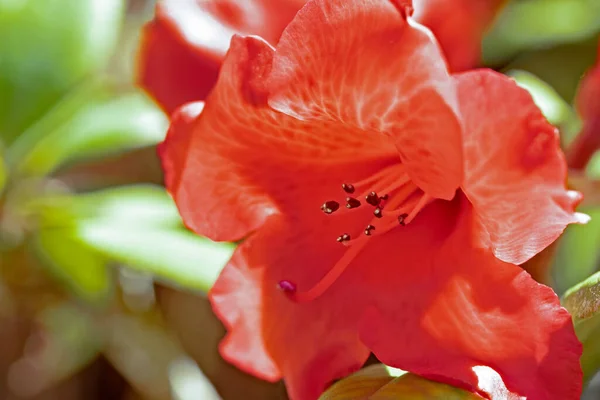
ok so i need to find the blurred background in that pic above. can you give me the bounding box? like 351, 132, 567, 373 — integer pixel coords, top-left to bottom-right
0, 0, 599, 399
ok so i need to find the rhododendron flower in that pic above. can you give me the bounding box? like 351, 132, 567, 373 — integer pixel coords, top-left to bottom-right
160, 0, 587, 399
138, 0, 504, 113
412, 0, 508, 71
567, 43, 600, 169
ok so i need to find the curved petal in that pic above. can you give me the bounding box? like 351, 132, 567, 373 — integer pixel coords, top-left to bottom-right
211, 215, 372, 399
456, 70, 588, 265
211, 193, 580, 399
568, 45, 600, 169
267, 0, 464, 200
360, 196, 582, 400
137, 0, 305, 113
413, 0, 508, 72
159, 34, 397, 241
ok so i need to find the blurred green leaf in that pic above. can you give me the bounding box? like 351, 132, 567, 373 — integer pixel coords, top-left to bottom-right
0, 0, 126, 143
27, 185, 183, 229
320, 365, 479, 399
75, 224, 232, 292
553, 208, 600, 294
483, 0, 600, 65
33, 230, 112, 303
8, 88, 167, 177
587, 152, 600, 179
31, 186, 233, 292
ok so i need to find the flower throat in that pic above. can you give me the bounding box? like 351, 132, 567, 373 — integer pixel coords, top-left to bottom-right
278, 164, 432, 303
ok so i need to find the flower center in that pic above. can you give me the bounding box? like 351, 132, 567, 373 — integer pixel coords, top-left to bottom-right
278, 164, 432, 302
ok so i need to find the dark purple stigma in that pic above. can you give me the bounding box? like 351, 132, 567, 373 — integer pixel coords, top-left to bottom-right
277, 280, 297, 293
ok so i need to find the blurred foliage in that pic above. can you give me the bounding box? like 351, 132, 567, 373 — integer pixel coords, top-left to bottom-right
0, 0, 599, 399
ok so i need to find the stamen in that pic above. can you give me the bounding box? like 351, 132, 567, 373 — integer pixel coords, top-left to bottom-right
365, 192, 381, 206
281, 239, 369, 303
398, 213, 409, 226
321, 200, 340, 214
346, 197, 361, 209
336, 233, 351, 243
342, 183, 355, 194
373, 207, 383, 218
364, 224, 376, 236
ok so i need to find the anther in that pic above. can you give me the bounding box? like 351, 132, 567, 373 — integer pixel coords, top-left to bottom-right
365, 191, 381, 206
321, 200, 340, 214
364, 224, 376, 236
336, 233, 351, 243
346, 197, 361, 209
277, 280, 297, 293
398, 213, 409, 226
374, 207, 383, 218
342, 183, 355, 194
380, 194, 389, 201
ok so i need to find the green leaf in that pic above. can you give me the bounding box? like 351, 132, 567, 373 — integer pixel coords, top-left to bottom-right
553, 208, 600, 294
320, 365, 480, 399
483, 0, 600, 65
74, 224, 233, 292
562, 272, 600, 383
33, 230, 112, 303
26, 185, 183, 229
30, 185, 233, 292
0, 0, 126, 142
8, 88, 167, 177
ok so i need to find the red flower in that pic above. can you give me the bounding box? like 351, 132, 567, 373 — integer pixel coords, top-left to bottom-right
567, 43, 600, 169
412, 0, 508, 72
138, 0, 504, 114
137, 0, 305, 114
160, 1, 587, 398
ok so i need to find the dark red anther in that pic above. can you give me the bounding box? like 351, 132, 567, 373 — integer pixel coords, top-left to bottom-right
277, 280, 297, 293
364, 224, 376, 236
374, 207, 383, 218
342, 183, 355, 194
398, 213, 409, 226
380, 194, 389, 201
365, 191, 381, 206
336, 233, 351, 242
346, 197, 361, 209
321, 200, 340, 214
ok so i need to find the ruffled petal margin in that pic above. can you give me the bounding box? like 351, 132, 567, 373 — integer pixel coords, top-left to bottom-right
456, 69, 588, 265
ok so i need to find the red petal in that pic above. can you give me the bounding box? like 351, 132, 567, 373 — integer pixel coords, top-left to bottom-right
159, 34, 397, 241
456, 70, 588, 265
267, 0, 463, 200
413, 0, 508, 72
360, 196, 582, 400
211, 194, 581, 399
137, 0, 305, 114
211, 216, 371, 399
